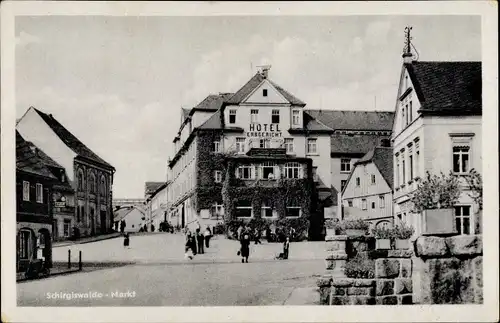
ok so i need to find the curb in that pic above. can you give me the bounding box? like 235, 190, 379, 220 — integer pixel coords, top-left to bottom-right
53, 234, 122, 248
17, 269, 82, 283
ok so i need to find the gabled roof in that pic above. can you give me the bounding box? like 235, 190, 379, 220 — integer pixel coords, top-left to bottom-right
355, 146, 394, 189
225, 72, 306, 106
406, 61, 482, 115
306, 110, 395, 131
114, 206, 144, 222
16, 131, 57, 179
331, 134, 391, 155
195, 93, 234, 111
145, 182, 165, 196
33, 108, 114, 170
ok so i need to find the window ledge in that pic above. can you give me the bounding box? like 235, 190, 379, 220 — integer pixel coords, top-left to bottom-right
306, 153, 319, 156
340, 171, 351, 174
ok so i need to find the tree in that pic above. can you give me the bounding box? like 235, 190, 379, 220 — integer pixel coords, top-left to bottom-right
410, 171, 461, 213
464, 168, 483, 211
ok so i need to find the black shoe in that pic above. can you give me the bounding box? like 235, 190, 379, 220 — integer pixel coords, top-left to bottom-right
241, 259, 244, 263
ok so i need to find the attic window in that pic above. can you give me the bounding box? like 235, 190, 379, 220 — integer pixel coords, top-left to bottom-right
263, 89, 268, 97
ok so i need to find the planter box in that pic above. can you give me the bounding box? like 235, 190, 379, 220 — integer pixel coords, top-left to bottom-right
375, 238, 391, 250
422, 208, 457, 236
345, 229, 367, 236
395, 239, 410, 250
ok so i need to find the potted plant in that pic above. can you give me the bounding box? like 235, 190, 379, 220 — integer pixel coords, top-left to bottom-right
324, 219, 336, 236
410, 171, 461, 236
393, 224, 414, 249
371, 226, 393, 250
337, 219, 369, 236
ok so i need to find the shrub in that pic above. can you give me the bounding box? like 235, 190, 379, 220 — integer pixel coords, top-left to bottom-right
392, 224, 414, 239
324, 219, 337, 229
344, 253, 375, 279
410, 171, 461, 213
371, 226, 393, 239
334, 219, 370, 233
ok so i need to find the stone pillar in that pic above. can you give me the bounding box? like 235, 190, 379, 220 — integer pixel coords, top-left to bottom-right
325, 235, 348, 277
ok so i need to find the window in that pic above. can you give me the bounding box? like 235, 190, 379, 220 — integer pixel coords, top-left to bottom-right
455, 205, 472, 235
213, 138, 221, 152
402, 157, 406, 184
361, 199, 367, 210
292, 110, 300, 126
236, 137, 245, 153
284, 138, 294, 153
341, 180, 347, 192
371, 174, 376, 185
63, 219, 71, 237
100, 176, 106, 196
379, 195, 385, 208
415, 140, 420, 178
89, 173, 96, 193
405, 104, 409, 126
409, 153, 414, 180
22, 181, 30, 201
286, 204, 301, 217
259, 138, 271, 148
356, 177, 360, 186
229, 109, 236, 124
395, 154, 400, 186
235, 200, 252, 218
77, 205, 81, 222
18, 229, 32, 259
78, 169, 84, 190
36, 183, 43, 203
236, 165, 253, 179
262, 202, 274, 218
409, 101, 413, 122
261, 161, 276, 179
250, 109, 259, 123
272, 109, 280, 124
307, 138, 317, 154
284, 162, 301, 179
211, 203, 224, 219
263, 89, 268, 97
214, 171, 222, 183
371, 202, 376, 209
453, 146, 470, 174
405, 75, 408, 89
401, 107, 405, 128
340, 159, 351, 173
347, 200, 353, 207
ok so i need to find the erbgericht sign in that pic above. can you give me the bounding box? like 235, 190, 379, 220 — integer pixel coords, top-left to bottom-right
246, 123, 282, 137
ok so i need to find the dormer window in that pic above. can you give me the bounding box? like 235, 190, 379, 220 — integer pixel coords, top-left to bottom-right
263, 89, 268, 97
229, 109, 236, 124
292, 110, 300, 126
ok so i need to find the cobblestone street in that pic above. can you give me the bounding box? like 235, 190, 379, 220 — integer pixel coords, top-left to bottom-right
18, 233, 327, 306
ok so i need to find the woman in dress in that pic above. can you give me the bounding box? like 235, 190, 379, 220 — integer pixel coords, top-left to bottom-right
239, 231, 251, 263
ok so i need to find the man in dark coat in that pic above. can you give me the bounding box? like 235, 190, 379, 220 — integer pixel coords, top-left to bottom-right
239, 230, 251, 263
196, 228, 204, 254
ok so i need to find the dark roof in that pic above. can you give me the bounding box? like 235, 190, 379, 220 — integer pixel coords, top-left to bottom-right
197, 110, 222, 130
26, 141, 63, 169
355, 147, 394, 189
145, 182, 165, 195
182, 108, 191, 120
16, 131, 57, 179
290, 112, 334, 134
406, 61, 482, 114
225, 72, 306, 106
33, 108, 114, 170
306, 110, 395, 131
195, 93, 234, 111
331, 134, 391, 155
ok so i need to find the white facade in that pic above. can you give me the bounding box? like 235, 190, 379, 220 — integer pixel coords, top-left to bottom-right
392, 62, 482, 238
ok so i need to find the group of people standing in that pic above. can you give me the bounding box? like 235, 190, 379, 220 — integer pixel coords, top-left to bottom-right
184, 226, 212, 260
236, 225, 291, 263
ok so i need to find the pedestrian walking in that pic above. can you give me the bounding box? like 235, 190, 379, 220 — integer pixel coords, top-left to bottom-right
204, 227, 212, 248
239, 231, 251, 263
123, 233, 130, 248
185, 231, 195, 260
120, 220, 126, 233
196, 228, 204, 254
283, 237, 290, 260
254, 228, 262, 245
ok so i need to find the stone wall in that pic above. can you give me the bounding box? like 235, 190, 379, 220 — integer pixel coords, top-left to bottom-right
412, 234, 483, 304
318, 233, 483, 305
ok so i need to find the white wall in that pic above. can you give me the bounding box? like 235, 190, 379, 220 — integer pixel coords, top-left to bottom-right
17, 108, 77, 181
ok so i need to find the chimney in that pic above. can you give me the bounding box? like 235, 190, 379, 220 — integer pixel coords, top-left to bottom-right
259, 65, 271, 78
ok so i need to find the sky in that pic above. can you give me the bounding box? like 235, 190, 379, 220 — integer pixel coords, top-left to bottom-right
15, 15, 481, 198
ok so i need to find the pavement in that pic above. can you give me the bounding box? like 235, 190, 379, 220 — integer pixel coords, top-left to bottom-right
18, 234, 327, 306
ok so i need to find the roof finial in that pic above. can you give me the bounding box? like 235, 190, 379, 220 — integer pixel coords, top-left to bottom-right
402, 26, 413, 64
257, 65, 271, 78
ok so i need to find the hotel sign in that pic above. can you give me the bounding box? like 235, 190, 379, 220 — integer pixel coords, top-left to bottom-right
246, 123, 282, 138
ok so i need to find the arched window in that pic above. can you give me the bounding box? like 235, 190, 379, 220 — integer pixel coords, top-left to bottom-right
77, 169, 85, 191
88, 172, 96, 193
100, 175, 106, 196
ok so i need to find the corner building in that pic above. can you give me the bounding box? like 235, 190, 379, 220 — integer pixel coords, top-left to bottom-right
167, 68, 334, 239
